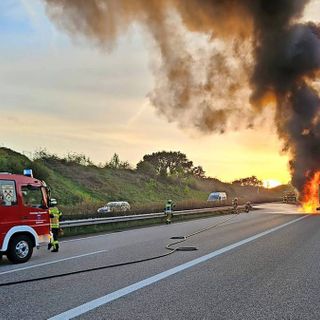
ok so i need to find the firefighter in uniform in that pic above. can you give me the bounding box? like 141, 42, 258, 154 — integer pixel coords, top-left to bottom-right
232, 197, 239, 214
48, 206, 62, 252
164, 200, 175, 224
245, 201, 252, 213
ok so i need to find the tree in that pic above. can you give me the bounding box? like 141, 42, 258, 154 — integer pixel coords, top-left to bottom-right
65, 152, 93, 166
136, 161, 157, 177
191, 166, 206, 178
107, 153, 120, 169
105, 153, 131, 169
137, 151, 194, 178
119, 161, 131, 170
232, 175, 263, 187
33, 148, 59, 161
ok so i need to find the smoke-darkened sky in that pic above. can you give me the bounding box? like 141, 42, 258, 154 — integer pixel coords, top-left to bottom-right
0, 0, 319, 184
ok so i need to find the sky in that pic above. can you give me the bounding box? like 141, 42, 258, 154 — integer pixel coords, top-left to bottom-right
0, 0, 319, 184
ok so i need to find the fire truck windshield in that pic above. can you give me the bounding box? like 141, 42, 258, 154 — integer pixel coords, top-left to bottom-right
22, 185, 46, 208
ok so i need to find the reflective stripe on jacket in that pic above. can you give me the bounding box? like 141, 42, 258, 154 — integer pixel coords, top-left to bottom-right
165, 203, 172, 213
50, 207, 62, 228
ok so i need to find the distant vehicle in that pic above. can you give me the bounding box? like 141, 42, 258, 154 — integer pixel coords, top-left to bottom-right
207, 192, 227, 202
97, 201, 131, 214
282, 191, 297, 203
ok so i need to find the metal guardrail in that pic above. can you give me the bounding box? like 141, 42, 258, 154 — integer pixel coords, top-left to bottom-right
60, 206, 235, 228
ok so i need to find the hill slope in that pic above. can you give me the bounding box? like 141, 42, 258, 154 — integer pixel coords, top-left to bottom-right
0, 147, 285, 214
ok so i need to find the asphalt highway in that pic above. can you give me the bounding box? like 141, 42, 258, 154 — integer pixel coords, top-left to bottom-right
0, 203, 319, 320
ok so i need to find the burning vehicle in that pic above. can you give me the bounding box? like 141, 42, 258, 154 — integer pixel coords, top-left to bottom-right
300, 172, 320, 213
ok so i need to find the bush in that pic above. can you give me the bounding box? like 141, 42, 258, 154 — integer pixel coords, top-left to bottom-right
136, 161, 157, 177
30, 161, 50, 181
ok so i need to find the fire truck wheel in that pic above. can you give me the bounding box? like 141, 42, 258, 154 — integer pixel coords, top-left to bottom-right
7, 235, 33, 264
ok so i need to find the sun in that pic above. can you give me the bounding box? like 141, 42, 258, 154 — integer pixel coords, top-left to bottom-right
263, 179, 282, 189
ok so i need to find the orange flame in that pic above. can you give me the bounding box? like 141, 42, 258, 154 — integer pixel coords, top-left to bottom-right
301, 171, 320, 213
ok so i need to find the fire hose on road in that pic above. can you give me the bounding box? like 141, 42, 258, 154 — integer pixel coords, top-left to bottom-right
0, 213, 241, 287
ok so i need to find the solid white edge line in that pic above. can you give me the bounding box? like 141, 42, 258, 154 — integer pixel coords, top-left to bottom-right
0, 250, 109, 276
49, 215, 308, 320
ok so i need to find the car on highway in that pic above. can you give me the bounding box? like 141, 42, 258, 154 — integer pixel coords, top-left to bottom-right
207, 191, 227, 202
97, 201, 131, 214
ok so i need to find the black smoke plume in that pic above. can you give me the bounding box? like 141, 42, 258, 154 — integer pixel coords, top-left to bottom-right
43, 0, 320, 196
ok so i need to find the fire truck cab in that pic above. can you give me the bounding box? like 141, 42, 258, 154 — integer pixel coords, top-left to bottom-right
0, 171, 51, 263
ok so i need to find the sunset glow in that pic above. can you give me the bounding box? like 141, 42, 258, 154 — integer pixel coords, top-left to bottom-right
263, 179, 282, 189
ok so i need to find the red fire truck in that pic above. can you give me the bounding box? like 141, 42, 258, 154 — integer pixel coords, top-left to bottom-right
0, 171, 51, 263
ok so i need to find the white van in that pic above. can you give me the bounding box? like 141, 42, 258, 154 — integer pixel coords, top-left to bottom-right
207, 192, 227, 202
97, 201, 131, 214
